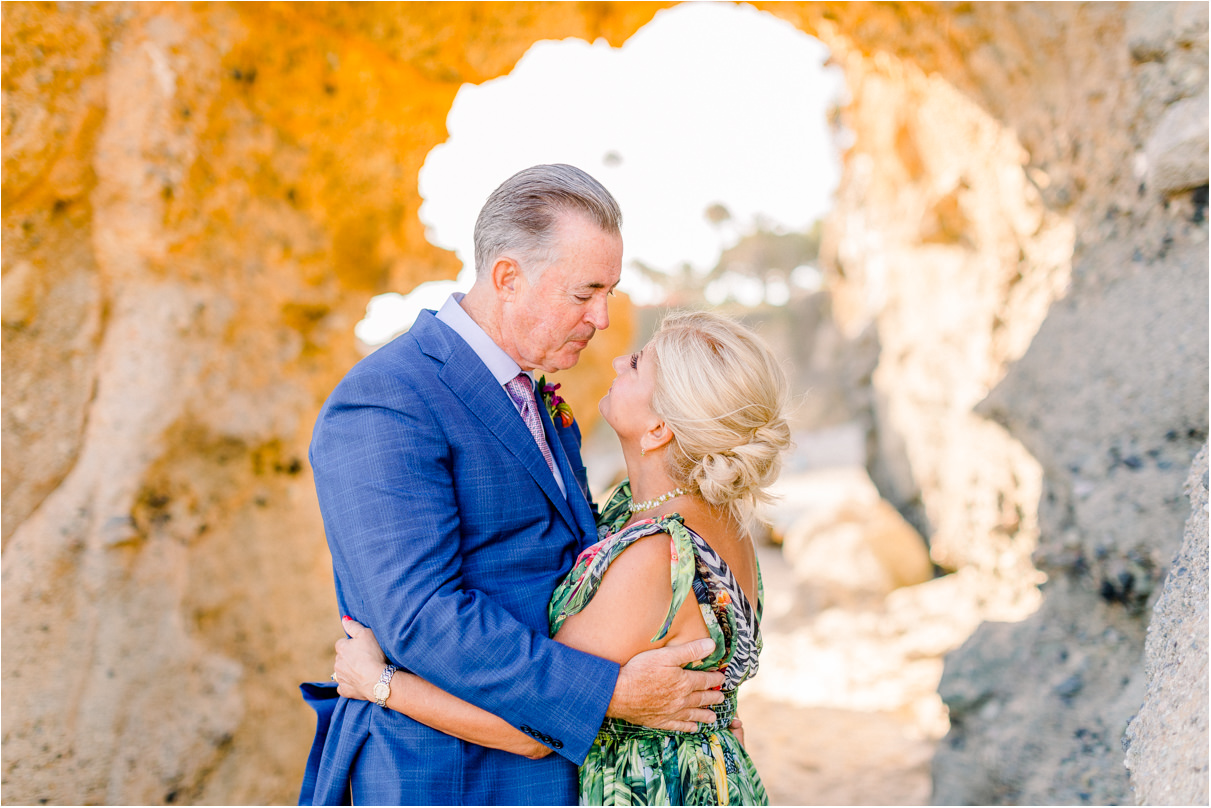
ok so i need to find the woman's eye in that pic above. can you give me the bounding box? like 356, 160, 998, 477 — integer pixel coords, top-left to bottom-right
629, 354, 638, 369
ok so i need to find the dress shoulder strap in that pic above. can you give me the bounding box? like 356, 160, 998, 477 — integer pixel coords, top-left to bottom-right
572, 511, 697, 644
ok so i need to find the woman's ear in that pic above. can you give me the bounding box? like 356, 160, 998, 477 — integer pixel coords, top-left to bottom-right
639, 420, 675, 455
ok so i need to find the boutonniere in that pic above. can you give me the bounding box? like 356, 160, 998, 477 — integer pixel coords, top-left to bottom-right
537, 376, 574, 428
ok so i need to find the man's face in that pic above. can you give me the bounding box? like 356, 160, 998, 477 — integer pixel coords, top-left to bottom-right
500, 212, 623, 373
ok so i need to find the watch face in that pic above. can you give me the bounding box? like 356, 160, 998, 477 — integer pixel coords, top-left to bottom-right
373, 682, 390, 701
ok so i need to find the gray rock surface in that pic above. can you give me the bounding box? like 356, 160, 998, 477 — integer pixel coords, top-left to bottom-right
1146, 91, 1210, 195
1123, 445, 1209, 805
793, 2, 1209, 803
928, 42, 1209, 808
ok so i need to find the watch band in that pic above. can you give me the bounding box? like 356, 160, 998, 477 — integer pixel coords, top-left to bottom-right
375, 664, 398, 708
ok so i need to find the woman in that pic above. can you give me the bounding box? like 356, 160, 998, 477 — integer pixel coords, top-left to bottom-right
333, 310, 791, 805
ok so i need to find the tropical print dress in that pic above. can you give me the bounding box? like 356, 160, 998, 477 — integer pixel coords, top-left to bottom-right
549, 481, 768, 806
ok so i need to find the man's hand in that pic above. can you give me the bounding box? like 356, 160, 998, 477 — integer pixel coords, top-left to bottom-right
606, 638, 725, 732
729, 717, 746, 748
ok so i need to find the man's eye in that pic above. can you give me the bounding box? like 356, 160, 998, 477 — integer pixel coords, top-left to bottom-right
575, 295, 592, 303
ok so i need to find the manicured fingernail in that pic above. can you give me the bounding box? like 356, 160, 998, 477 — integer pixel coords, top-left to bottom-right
342, 615, 351, 621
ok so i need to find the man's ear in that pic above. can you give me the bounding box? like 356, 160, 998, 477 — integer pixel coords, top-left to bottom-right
639, 420, 675, 455
492, 256, 523, 301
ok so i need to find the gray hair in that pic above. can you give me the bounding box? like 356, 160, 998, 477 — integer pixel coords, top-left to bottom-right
473, 164, 622, 279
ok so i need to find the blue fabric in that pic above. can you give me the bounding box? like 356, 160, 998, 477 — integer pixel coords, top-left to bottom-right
298, 682, 346, 805
302, 310, 617, 805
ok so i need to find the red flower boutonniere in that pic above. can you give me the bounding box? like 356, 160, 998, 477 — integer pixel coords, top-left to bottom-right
538, 376, 574, 428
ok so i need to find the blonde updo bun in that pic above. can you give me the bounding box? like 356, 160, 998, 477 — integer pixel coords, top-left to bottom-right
648, 311, 792, 533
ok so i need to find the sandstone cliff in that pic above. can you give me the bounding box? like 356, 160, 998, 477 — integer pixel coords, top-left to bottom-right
3, 2, 1206, 805
1, 3, 657, 803
762, 3, 1208, 803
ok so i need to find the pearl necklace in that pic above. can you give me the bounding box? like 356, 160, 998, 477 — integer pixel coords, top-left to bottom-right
628, 487, 687, 514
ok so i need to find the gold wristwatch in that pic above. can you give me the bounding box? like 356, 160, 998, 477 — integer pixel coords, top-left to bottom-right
373, 665, 398, 708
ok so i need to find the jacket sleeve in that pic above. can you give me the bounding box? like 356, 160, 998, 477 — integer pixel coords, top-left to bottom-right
310, 369, 617, 765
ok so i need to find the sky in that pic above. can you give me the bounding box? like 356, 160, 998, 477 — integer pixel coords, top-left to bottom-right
357, 1, 844, 345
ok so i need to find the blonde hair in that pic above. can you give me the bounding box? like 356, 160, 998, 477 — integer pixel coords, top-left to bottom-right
648, 310, 792, 533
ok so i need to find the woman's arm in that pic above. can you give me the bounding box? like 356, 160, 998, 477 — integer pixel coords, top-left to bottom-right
334, 533, 712, 754
334, 618, 550, 759
551, 532, 710, 664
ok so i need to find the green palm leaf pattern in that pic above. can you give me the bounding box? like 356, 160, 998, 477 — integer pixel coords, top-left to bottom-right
557, 482, 769, 805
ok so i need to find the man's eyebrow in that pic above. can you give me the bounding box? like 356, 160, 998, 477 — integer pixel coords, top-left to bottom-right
577, 280, 621, 291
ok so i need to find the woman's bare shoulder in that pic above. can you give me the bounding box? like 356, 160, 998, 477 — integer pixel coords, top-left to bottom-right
553, 528, 683, 663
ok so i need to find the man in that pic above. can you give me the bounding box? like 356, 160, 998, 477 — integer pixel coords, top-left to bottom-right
302, 165, 724, 805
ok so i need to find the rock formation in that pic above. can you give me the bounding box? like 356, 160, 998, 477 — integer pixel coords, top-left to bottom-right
1123, 445, 1209, 806
1, 3, 656, 803
775, 468, 935, 610
764, 3, 1208, 804
2, 2, 1206, 805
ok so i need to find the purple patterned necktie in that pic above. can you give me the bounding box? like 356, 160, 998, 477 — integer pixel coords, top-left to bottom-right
505, 373, 558, 478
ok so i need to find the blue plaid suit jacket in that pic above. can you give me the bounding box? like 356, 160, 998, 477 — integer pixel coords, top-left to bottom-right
301, 310, 618, 805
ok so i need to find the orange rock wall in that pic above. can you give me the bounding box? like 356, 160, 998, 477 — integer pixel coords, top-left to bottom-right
1, 3, 662, 803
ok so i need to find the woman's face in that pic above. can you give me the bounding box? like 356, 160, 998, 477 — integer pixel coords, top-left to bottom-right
599, 345, 660, 441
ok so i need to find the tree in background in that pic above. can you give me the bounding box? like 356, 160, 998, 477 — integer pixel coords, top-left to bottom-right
631, 205, 824, 309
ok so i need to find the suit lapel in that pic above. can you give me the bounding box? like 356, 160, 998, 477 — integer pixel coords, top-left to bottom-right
537, 400, 599, 540
412, 313, 578, 532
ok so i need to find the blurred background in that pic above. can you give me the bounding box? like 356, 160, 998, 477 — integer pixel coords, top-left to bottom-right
2, 2, 1207, 805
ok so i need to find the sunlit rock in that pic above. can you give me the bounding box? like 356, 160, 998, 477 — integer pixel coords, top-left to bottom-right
774, 468, 933, 608
0, 3, 658, 803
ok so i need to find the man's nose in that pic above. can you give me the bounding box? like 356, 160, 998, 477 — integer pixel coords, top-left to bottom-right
586, 295, 609, 330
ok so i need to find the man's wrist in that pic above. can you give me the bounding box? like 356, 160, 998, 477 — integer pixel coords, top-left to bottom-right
605, 663, 633, 721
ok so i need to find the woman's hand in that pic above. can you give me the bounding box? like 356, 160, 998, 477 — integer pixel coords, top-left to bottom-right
333, 617, 388, 702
